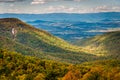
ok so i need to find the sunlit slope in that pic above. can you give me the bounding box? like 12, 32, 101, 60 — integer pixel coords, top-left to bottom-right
0, 18, 80, 52
0, 18, 100, 63
75, 31, 120, 58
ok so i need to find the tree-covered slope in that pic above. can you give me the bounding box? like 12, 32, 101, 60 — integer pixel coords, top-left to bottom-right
0, 18, 79, 53
0, 18, 100, 63
0, 49, 120, 80
74, 31, 120, 58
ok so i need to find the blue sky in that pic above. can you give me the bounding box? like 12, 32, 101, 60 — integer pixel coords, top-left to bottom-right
0, 0, 120, 14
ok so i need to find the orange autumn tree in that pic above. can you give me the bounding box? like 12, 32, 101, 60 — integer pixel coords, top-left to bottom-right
63, 70, 82, 80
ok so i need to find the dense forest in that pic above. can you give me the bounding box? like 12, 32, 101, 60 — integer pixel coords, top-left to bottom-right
0, 49, 120, 80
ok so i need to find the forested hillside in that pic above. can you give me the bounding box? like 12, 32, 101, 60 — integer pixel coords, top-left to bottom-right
74, 31, 120, 58
0, 18, 101, 63
0, 49, 120, 80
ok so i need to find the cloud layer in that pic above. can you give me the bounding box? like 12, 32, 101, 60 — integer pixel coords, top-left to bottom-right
31, 0, 82, 4
0, 0, 120, 13
0, 0, 24, 2
0, 0, 82, 3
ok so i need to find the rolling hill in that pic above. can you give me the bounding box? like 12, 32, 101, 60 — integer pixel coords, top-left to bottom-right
0, 18, 101, 63
74, 31, 120, 58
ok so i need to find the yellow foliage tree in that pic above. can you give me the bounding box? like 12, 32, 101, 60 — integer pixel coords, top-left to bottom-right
34, 73, 45, 80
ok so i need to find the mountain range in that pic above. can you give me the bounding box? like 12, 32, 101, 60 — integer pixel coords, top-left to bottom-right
1, 12, 120, 41
0, 12, 120, 22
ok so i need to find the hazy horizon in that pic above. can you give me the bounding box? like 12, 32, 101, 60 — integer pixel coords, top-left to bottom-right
0, 11, 120, 14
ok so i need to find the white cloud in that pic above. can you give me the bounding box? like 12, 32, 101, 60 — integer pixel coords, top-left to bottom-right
7, 8, 20, 13
43, 5, 79, 13
83, 5, 120, 13
95, 5, 114, 12
31, 0, 45, 4
45, 5, 66, 12
31, 0, 83, 5
9, 4, 14, 7
74, 0, 82, 2
96, 5, 108, 10
112, 6, 120, 11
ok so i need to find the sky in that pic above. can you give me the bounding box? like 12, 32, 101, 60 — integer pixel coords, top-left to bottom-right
0, 0, 120, 14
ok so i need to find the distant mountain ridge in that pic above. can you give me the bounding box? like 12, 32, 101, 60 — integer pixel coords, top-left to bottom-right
0, 12, 120, 22
1, 12, 120, 41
